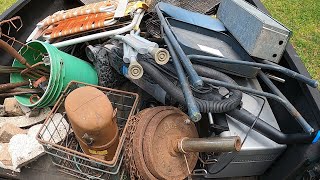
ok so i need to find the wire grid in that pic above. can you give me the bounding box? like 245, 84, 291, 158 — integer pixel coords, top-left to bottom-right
37, 81, 139, 179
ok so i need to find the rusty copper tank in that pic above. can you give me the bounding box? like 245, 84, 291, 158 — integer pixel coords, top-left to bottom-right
65, 86, 119, 161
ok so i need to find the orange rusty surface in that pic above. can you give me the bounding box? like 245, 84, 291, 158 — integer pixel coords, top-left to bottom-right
65, 86, 119, 161
43, 12, 115, 39
36, 81, 140, 166
41, 1, 117, 27
132, 106, 198, 180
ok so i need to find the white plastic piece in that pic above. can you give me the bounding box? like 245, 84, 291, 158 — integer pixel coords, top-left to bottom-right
114, 34, 170, 65
128, 61, 143, 79
127, 44, 143, 79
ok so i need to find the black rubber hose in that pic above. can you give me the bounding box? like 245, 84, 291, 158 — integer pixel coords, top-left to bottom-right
139, 60, 317, 144
228, 109, 315, 144
139, 60, 242, 113
193, 64, 243, 113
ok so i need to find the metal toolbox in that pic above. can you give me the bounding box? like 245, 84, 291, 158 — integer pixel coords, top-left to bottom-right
217, 0, 291, 63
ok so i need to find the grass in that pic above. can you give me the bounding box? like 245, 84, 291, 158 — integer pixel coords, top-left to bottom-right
0, 0, 17, 14
261, 0, 320, 83
0, 0, 319, 82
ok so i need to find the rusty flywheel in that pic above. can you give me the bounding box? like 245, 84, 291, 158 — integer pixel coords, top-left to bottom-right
124, 106, 199, 180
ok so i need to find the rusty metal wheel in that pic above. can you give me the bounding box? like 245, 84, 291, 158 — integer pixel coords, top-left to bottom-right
125, 106, 199, 180
143, 108, 198, 180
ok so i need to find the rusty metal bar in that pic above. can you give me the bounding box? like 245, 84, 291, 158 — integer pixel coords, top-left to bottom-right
0, 16, 23, 35
0, 81, 29, 92
21, 61, 50, 76
0, 88, 42, 97
0, 39, 31, 68
177, 136, 241, 153
0, 39, 48, 78
0, 65, 24, 74
0, 34, 42, 55
0, 16, 22, 26
5, 87, 40, 93
0, 92, 38, 97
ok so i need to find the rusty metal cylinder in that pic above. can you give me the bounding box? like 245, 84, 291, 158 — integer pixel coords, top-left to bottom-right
177, 136, 241, 153
0, 39, 31, 68
0, 81, 29, 92
65, 86, 119, 161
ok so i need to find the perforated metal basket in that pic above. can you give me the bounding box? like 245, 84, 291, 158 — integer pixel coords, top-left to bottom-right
36, 81, 139, 180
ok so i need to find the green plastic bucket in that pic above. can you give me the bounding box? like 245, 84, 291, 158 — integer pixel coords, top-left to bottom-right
10, 40, 98, 108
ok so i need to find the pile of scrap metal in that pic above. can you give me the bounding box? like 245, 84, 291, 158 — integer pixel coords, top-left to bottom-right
0, 0, 319, 179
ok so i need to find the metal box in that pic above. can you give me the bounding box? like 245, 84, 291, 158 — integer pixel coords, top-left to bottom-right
205, 78, 287, 178
217, 0, 291, 63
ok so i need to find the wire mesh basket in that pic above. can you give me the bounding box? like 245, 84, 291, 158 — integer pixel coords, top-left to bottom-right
36, 81, 139, 180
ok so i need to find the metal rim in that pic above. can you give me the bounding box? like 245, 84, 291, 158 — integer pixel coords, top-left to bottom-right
142, 108, 198, 179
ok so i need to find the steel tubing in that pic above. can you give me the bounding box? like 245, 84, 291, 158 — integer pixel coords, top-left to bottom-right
258, 71, 314, 133
0, 81, 29, 92
177, 136, 241, 153
188, 54, 318, 88
164, 36, 201, 122
155, 4, 203, 88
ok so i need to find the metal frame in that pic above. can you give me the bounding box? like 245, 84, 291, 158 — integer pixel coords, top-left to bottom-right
36, 81, 139, 179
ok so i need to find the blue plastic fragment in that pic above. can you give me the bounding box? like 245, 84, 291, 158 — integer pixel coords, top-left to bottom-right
121, 65, 128, 75
312, 130, 320, 144
158, 2, 226, 32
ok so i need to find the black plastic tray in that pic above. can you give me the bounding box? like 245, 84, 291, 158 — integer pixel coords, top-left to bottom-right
166, 17, 259, 78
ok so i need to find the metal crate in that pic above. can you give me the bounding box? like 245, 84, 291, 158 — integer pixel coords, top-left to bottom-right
36, 81, 139, 180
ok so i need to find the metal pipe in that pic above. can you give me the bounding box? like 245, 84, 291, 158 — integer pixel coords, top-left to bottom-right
177, 136, 241, 153
0, 81, 29, 92
188, 54, 318, 88
52, 9, 144, 48
155, 5, 203, 88
5, 87, 41, 93
0, 65, 24, 74
265, 73, 286, 83
208, 112, 214, 125
228, 109, 316, 144
0, 39, 47, 77
0, 88, 42, 97
164, 36, 201, 122
258, 71, 314, 133
0, 39, 31, 69
202, 76, 314, 133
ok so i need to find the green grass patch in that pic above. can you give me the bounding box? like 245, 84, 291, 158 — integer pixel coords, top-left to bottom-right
0, 0, 17, 14
261, 0, 320, 83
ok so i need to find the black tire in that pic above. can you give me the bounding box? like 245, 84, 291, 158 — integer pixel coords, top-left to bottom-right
90, 43, 126, 88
